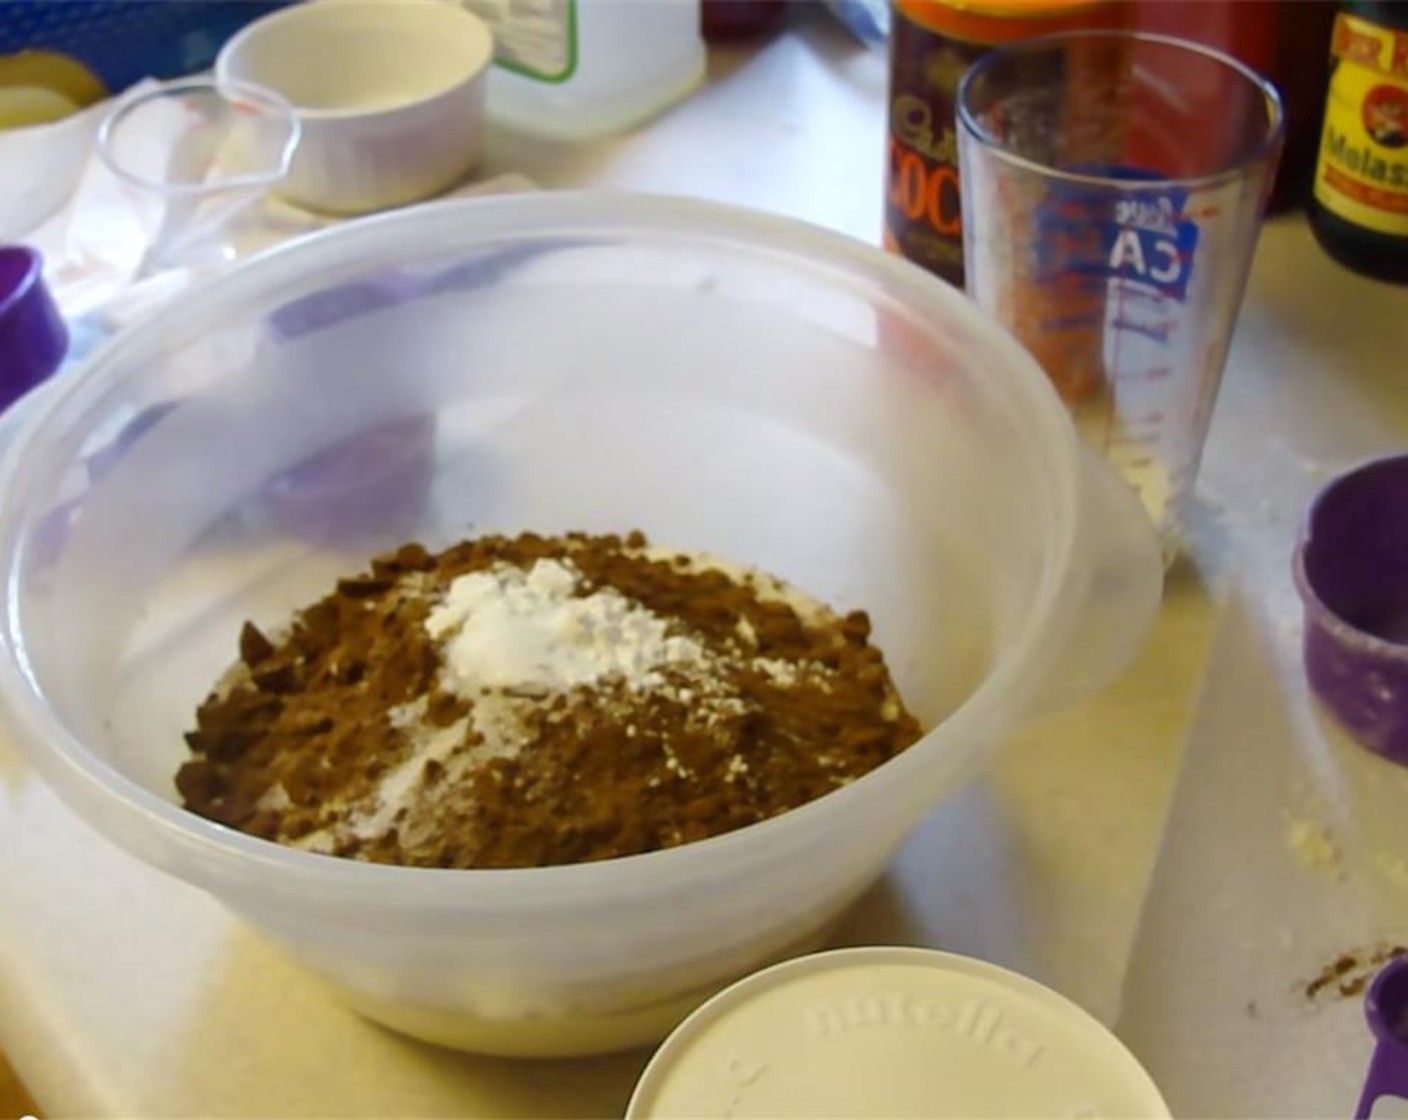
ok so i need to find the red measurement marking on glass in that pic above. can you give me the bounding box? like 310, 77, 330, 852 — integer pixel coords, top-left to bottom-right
1109, 369, 1173, 390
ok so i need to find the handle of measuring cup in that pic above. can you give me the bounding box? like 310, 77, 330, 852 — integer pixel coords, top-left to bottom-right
1356, 956, 1408, 1119
1027, 447, 1165, 716
1356, 1042, 1408, 1120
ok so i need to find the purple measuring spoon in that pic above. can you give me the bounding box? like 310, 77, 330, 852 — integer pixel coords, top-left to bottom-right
1356, 955, 1408, 1118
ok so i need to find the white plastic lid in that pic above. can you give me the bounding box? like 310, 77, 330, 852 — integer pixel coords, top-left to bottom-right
627, 947, 1170, 1118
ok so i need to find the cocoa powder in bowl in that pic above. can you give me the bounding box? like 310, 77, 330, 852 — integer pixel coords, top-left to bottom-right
177, 531, 922, 869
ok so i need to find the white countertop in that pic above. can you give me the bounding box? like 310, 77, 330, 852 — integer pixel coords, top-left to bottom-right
1, 13, 1405, 1117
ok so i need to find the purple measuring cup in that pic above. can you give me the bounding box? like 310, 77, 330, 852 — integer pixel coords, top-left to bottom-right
1356, 955, 1408, 1118
0, 246, 67, 410
1294, 455, 1408, 766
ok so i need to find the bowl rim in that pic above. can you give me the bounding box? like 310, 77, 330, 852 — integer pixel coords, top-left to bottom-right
214, 0, 494, 124
0, 190, 1085, 906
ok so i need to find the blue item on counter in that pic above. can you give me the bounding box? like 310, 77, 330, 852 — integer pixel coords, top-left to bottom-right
823, 0, 889, 46
0, 1, 293, 94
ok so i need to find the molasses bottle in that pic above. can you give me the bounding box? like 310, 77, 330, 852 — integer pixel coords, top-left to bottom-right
1308, 1, 1408, 283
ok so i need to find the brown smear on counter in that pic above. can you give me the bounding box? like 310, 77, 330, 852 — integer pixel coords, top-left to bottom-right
176, 532, 922, 870
1304, 944, 1407, 1001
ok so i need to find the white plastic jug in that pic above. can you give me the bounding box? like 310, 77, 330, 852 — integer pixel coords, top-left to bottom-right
459, 0, 706, 140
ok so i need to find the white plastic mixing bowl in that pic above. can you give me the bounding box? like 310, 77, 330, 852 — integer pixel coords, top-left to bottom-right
0, 193, 1160, 1057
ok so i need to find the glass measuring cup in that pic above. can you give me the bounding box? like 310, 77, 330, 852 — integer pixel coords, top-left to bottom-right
957, 32, 1283, 555
97, 77, 300, 278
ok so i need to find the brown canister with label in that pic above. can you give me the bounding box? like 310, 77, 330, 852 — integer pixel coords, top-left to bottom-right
884, 0, 1130, 288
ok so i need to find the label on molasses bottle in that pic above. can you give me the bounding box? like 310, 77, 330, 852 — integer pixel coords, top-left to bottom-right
884, 7, 985, 286
1313, 11, 1408, 236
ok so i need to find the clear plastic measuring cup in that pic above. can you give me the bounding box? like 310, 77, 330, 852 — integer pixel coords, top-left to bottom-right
957, 32, 1284, 554
97, 77, 300, 278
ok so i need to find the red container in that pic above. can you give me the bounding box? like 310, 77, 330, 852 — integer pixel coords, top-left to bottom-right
1136, 1, 1338, 213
